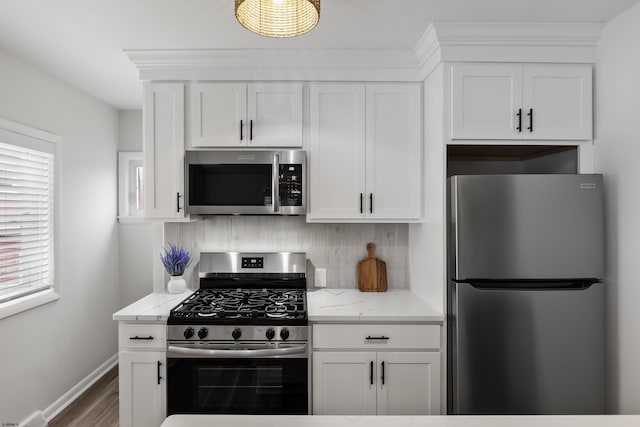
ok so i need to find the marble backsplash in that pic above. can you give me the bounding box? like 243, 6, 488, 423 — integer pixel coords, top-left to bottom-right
160, 216, 408, 290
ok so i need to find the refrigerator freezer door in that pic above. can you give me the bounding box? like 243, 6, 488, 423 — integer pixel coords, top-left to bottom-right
450, 174, 603, 281
449, 281, 605, 415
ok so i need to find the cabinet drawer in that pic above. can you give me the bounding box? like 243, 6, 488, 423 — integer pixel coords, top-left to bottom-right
118, 323, 166, 350
313, 324, 440, 350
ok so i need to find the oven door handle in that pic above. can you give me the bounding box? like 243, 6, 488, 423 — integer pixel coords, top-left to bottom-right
168, 344, 306, 358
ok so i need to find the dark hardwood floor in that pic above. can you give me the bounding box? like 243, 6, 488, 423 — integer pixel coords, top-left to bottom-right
49, 365, 119, 427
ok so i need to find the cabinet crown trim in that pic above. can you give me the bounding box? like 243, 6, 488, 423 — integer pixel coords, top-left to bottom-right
126, 48, 421, 82
415, 22, 603, 78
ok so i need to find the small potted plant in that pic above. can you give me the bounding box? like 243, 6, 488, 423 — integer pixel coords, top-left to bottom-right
160, 243, 192, 294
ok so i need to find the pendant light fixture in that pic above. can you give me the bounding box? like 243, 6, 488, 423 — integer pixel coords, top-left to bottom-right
235, 0, 321, 38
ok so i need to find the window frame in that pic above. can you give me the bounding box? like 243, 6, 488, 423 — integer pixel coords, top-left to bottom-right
118, 151, 144, 218
0, 117, 60, 320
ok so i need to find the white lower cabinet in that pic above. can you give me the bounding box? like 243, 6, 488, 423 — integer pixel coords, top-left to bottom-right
312, 324, 441, 415
118, 322, 166, 427
119, 350, 166, 427
376, 351, 440, 415
313, 351, 378, 415
313, 351, 439, 415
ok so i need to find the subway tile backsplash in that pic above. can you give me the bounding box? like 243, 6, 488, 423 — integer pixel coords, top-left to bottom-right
160, 217, 408, 290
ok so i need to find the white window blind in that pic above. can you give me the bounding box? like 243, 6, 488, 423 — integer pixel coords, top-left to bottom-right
0, 135, 54, 304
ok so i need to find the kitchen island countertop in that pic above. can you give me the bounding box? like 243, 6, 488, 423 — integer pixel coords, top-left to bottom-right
112, 290, 194, 321
307, 288, 443, 322
160, 414, 640, 427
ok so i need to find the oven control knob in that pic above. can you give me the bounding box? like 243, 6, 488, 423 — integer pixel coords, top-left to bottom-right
183, 327, 195, 339
280, 328, 290, 341
232, 328, 242, 340
265, 328, 276, 340
198, 327, 208, 339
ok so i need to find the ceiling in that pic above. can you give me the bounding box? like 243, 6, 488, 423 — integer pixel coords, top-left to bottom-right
0, 0, 638, 110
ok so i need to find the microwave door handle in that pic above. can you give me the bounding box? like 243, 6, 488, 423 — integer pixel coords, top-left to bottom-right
273, 153, 280, 213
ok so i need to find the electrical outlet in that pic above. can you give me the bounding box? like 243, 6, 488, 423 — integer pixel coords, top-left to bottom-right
315, 268, 327, 288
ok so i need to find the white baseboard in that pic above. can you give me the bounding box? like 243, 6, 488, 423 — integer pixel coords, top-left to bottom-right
19, 411, 47, 427
41, 353, 119, 422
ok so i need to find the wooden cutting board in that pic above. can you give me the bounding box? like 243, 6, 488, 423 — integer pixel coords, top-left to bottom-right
357, 243, 388, 292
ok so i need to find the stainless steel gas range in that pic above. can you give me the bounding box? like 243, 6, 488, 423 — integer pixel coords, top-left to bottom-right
166, 252, 309, 416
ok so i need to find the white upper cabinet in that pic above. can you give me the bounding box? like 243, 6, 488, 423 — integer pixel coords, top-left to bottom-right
190, 83, 246, 147
450, 64, 592, 141
450, 65, 523, 140
308, 84, 366, 220
190, 82, 303, 148
366, 84, 422, 220
522, 66, 592, 140
143, 82, 186, 219
308, 83, 422, 222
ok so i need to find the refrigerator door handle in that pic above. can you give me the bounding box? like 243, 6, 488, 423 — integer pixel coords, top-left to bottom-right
459, 279, 598, 291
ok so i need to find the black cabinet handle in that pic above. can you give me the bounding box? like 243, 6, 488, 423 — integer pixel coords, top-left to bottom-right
176, 192, 182, 213
240, 120, 244, 141
516, 108, 522, 132
250, 120, 253, 141
157, 361, 162, 385
365, 336, 390, 341
381, 361, 385, 385
369, 361, 374, 385
129, 336, 154, 341
527, 108, 534, 132
360, 193, 363, 214
369, 193, 373, 214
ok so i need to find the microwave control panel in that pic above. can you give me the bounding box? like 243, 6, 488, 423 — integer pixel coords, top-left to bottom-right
279, 164, 303, 207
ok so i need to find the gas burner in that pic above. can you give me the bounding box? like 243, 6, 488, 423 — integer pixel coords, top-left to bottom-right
169, 287, 307, 325
265, 304, 288, 317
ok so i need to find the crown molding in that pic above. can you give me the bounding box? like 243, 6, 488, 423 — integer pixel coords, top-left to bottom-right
125, 48, 422, 82
126, 22, 605, 83
415, 22, 604, 78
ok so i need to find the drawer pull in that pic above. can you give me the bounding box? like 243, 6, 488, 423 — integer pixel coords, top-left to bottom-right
129, 335, 154, 341
365, 336, 389, 341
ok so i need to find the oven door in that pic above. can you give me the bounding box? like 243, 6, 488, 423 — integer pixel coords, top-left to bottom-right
166, 342, 308, 415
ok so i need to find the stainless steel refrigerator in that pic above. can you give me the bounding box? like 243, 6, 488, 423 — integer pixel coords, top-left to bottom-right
447, 174, 605, 415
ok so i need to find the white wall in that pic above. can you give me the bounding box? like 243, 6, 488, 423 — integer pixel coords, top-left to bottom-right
0, 49, 120, 423
117, 110, 154, 306
595, 2, 640, 414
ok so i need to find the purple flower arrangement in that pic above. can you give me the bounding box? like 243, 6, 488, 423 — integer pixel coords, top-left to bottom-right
160, 243, 192, 276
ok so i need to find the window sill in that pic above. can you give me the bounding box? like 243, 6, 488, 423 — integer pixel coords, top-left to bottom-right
0, 289, 60, 320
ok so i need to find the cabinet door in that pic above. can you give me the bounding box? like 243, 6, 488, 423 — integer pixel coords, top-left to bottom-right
522, 65, 592, 140
143, 82, 185, 218
366, 84, 422, 220
190, 83, 246, 147
119, 351, 166, 427
376, 352, 440, 415
308, 84, 366, 220
312, 351, 377, 415
247, 83, 303, 147
450, 64, 523, 140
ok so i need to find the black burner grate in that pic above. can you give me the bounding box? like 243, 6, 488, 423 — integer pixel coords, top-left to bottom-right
168, 288, 307, 325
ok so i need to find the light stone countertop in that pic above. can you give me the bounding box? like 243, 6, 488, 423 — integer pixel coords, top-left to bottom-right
112, 288, 443, 323
112, 290, 194, 321
160, 414, 640, 427
307, 288, 444, 322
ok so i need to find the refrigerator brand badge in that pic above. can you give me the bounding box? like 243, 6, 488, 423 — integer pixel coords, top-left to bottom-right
580, 183, 597, 189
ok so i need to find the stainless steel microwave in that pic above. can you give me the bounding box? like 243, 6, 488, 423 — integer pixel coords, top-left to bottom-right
184, 150, 306, 215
